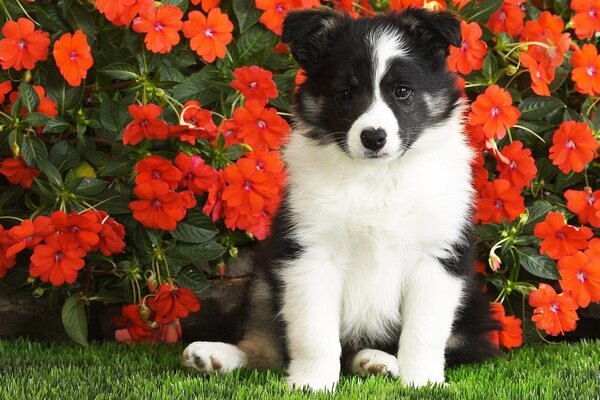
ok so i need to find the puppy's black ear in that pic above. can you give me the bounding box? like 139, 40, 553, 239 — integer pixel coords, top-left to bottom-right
282, 8, 342, 72
421, 10, 462, 48
395, 8, 462, 54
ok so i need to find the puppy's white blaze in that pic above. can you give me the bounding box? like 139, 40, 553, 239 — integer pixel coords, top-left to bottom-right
347, 30, 405, 159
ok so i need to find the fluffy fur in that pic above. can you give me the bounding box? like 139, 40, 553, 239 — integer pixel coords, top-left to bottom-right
183, 8, 498, 392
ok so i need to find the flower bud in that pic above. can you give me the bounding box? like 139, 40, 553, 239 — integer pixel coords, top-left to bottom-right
23, 70, 32, 83
506, 65, 518, 76
139, 304, 152, 323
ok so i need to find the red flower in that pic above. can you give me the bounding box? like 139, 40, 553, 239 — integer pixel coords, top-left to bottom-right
520, 52, 552, 97
529, 283, 579, 336
96, 0, 152, 26
149, 284, 201, 324
471, 151, 489, 191
468, 85, 520, 140
0, 226, 16, 278
495, 141, 537, 189
571, 0, 600, 39
5, 216, 54, 258
489, 302, 523, 350
132, 4, 183, 54
534, 212, 593, 260
548, 121, 598, 174
219, 119, 242, 147
129, 181, 187, 231
53, 30, 94, 87
169, 100, 218, 144
256, 0, 292, 35
487, 0, 525, 37
159, 318, 182, 343
0, 157, 40, 189
203, 170, 225, 222
586, 238, 600, 261
0, 80, 11, 103
191, 0, 221, 12
0, 18, 50, 71
113, 304, 154, 341
174, 153, 218, 194
51, 210, 102, 252
135, 156, 182, 190
29, 233, 86, 286
570, 43, 600, 97
93, 210, 126, 257
447, 20, 487, 75
233, 100, 290, 151
231, 66, 278, 105
565, 188, 600, 228
558, 252, 600, 308
122, 104, 169, 145
475, 179, 525, 224
520, 11, 570, 76
182, 8, 233, 63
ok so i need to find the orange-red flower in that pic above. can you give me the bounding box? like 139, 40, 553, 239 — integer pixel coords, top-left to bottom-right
570, 43, 600, 97
175, 153, 218, 194
558, 252, 600, 308
53, 30, 94, 87
534, 212, 593, 260
96, 0, 152, 26
496, 141, 537, 189
487, 0, 525, 37
520, 11, 570, 77
548, 121, 598, 174
256, 0, 292, 35
169, 100, 218, 144
219, 119, 242, 147
471, 151, 489, 191
123, 104, 169, 145
5, 216, 54, 258
231, 65, 278, 105
129, 181, 187, 231
0, 157, 39, 188
132, 4, 183, 54
148, 284, 201, 324
159, 318, 182, 343
448, 20, 487, 75
0, 226, 16, 278
232, 100, 290, 151
29, 233, 86, 286
475, 179, 525, 224
565, 188, 600, 228
468, 85, 520, 140
51, 210, 102, 252
113, 304, 154, 341
191, 0, 221, 12
182, 8, 233, 63
586, 238, 600, 261
6, 85, 58, 119
0, 80, 11, 103
135, 156, 182, 190
93, 210, 126, 257
571, 0, 600, 39
489, 302, 523, 349
0, 18, 50, 71
529, 283, 579, 336
520, 52, 552, 97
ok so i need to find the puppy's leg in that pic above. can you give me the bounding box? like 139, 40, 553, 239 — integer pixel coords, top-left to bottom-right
182, 341, 247, 374
397, 254, 464, 387
348, 349, 399, 378
281, 252, 343, 392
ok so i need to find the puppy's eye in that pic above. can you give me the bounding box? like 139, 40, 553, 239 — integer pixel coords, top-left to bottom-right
393, 86, 412, 100
335, 88, 352, 102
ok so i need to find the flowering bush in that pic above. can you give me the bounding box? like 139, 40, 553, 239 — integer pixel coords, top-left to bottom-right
0, 0, 598, 349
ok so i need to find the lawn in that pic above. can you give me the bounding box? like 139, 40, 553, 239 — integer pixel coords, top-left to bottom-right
0, 339, 598, 399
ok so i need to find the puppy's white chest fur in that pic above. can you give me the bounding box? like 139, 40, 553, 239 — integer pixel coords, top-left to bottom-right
283, 117, 473, 345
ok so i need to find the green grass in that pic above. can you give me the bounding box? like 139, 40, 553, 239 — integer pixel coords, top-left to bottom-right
0, 339, 598, 400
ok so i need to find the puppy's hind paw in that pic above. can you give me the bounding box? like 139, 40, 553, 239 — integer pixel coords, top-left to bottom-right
351, 349, 399, 378
182, 342, 247, 374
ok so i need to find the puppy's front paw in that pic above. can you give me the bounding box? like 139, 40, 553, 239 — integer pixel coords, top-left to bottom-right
398, 359, 445, 387
351, 349, 399, 378
285, 359, 340, 392
182, 342, 247, 374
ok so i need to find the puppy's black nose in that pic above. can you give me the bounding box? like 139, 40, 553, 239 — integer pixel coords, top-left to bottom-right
360, 128, 387, 151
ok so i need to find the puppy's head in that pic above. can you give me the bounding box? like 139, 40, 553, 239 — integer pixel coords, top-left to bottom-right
282, 8, 462, 161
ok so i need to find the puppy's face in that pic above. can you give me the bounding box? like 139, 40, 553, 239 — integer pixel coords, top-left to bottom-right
283, 9, 462, 161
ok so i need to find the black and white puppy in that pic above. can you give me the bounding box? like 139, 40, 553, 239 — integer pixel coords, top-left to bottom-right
182, 7, 498, 391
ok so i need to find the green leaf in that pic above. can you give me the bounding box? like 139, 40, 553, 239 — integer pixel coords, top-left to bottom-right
233, 0, 262, 32
44, 64, 85, 114
166, 241, 226, 266
38, 159, 63, 187
20, 135, 48, 169
19, 82, 40, 114
237, 25, 277, 61
523, 200, 554, 233
89, 289, 124, 304
61, 296, 88, 346
482, 52, 498, 82
99, 63, 141, 81
43, 117, 71, 134
176, 267, 211, 294
460, 0, 503, 24
74, 178, 109, 196
476, 223, 502, 242
171, 222, 217, 244
173, 66, 232, 105
162, 0, 188, 11
517, 247, 561, 280
100, 156, 135, 178
66, 3, 96, 45
29, 4, 70, 33
223, 144, 246, 161
519, 96, 565, 120
22, 112, 50, 127
99, 97, 129, 138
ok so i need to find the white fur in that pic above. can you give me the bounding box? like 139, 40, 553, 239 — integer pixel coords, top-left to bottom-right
281, 102, 473, 390
182, 342, 247, 374
351, 349, 399, 378
347, 31, 405, 159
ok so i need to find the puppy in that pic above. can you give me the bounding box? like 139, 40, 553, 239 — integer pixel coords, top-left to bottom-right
183, 8, 498, 392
